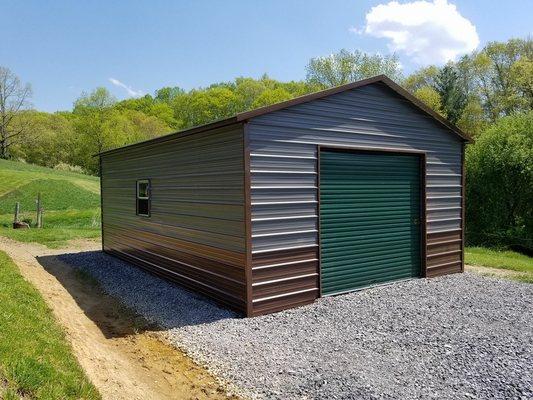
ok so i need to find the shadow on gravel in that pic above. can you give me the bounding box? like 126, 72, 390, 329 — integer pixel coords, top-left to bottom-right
37, 251, 236, 338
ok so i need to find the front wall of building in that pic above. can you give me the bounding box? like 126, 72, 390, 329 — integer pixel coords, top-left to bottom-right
247, 82, 464, 315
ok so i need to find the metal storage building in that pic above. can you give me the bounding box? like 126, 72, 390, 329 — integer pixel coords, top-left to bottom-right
99, 75, 471, 317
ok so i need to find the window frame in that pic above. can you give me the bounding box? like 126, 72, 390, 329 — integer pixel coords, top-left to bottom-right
136, 179, 151, 217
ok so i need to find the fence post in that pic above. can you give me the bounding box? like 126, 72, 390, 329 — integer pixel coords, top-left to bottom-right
14, 202, 20, 224
36, 193, 42, 228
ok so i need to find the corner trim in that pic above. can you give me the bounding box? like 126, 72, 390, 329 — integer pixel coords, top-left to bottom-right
243, 122, 254, 317
99, 156, 105, 252
461, 143, 466, 272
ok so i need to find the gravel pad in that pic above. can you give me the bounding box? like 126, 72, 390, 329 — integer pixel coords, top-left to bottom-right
59, 251, 533, 400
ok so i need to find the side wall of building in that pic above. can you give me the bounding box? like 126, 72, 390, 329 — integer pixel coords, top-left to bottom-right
247, 82, 464, 315
100, 124, 247, 312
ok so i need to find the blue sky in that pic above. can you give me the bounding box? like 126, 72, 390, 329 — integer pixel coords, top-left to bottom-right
3, 0, 532, 112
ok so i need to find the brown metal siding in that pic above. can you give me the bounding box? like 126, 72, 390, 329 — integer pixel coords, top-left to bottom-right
250, 246, 319, 316
100, 124, 247, 312
426, 229, 462, 277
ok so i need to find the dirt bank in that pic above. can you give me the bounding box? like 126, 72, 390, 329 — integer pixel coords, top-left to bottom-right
0, 237, 238, 400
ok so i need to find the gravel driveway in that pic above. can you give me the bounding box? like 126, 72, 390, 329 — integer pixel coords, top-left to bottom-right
59, 251, 533, 400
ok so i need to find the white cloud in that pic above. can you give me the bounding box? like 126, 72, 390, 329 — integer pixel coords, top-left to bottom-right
348, 26, 364, 34
361, 0, 479, 64
108, 78, 143, 97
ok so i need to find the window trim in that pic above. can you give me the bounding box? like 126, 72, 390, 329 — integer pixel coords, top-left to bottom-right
136, 179, 151, 217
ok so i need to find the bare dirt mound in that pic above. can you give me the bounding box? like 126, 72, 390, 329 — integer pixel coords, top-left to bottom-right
0, 237, 238, 400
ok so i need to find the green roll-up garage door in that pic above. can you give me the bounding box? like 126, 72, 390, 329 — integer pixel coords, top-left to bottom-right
320, 150, 422, 295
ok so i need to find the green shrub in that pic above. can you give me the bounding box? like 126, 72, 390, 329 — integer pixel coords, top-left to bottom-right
53, 162, 85, 174
466, 111, 533, 251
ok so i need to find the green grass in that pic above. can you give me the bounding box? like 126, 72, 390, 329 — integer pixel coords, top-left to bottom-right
0, 160, 101, 248
466, 246, 533, 283
0, 179, 100, 214
0, 209, 101, 248
0, 251, 100, 399
0, 159, 99, 196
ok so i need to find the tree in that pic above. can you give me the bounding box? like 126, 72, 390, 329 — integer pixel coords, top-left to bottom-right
413, 86, 444, 116
466, 112, 533, 250
402, 66, 440, 93
72, 88, 117, 156
509, 57, 533, 110
456, 98, 486, 137
402, 38, 532, 136
115, 95, 177, 128
467, 38, 532, 121
72, 109, 130, 173
154, 86, 184, 103
9, 111, 75, 168
306, 49, 403, 88
73, 87, 116, 113
251, 88, 292, 108
434, 64, 467, 124
172, 87, 238, 128
0, 67, 32, 159
234, 77, 268, 110
114, 94, 154, 115
403, 64, 467, 123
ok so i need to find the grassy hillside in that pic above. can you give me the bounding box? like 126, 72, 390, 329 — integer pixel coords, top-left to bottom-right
0, 159, 100, 196
0, 160, 100, 248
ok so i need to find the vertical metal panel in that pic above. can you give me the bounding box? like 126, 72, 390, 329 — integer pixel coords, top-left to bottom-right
419, 153, 428, 278
243, 122, 254, 317
320, 150, 422, 295
100, 124, 248, 313
248, 82, 463, 313
461, 143, 466, 272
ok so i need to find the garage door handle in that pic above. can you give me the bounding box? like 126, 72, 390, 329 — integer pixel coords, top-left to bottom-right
413, 218, 420, 225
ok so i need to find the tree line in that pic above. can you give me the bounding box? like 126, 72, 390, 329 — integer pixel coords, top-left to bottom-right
0, 37, 531, 250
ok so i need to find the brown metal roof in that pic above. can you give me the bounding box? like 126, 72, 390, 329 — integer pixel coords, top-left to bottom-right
98, 75, 472, 157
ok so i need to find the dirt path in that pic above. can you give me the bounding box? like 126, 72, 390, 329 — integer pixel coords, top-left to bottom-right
466, 264, 529, 280
0, 237, 239, 400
